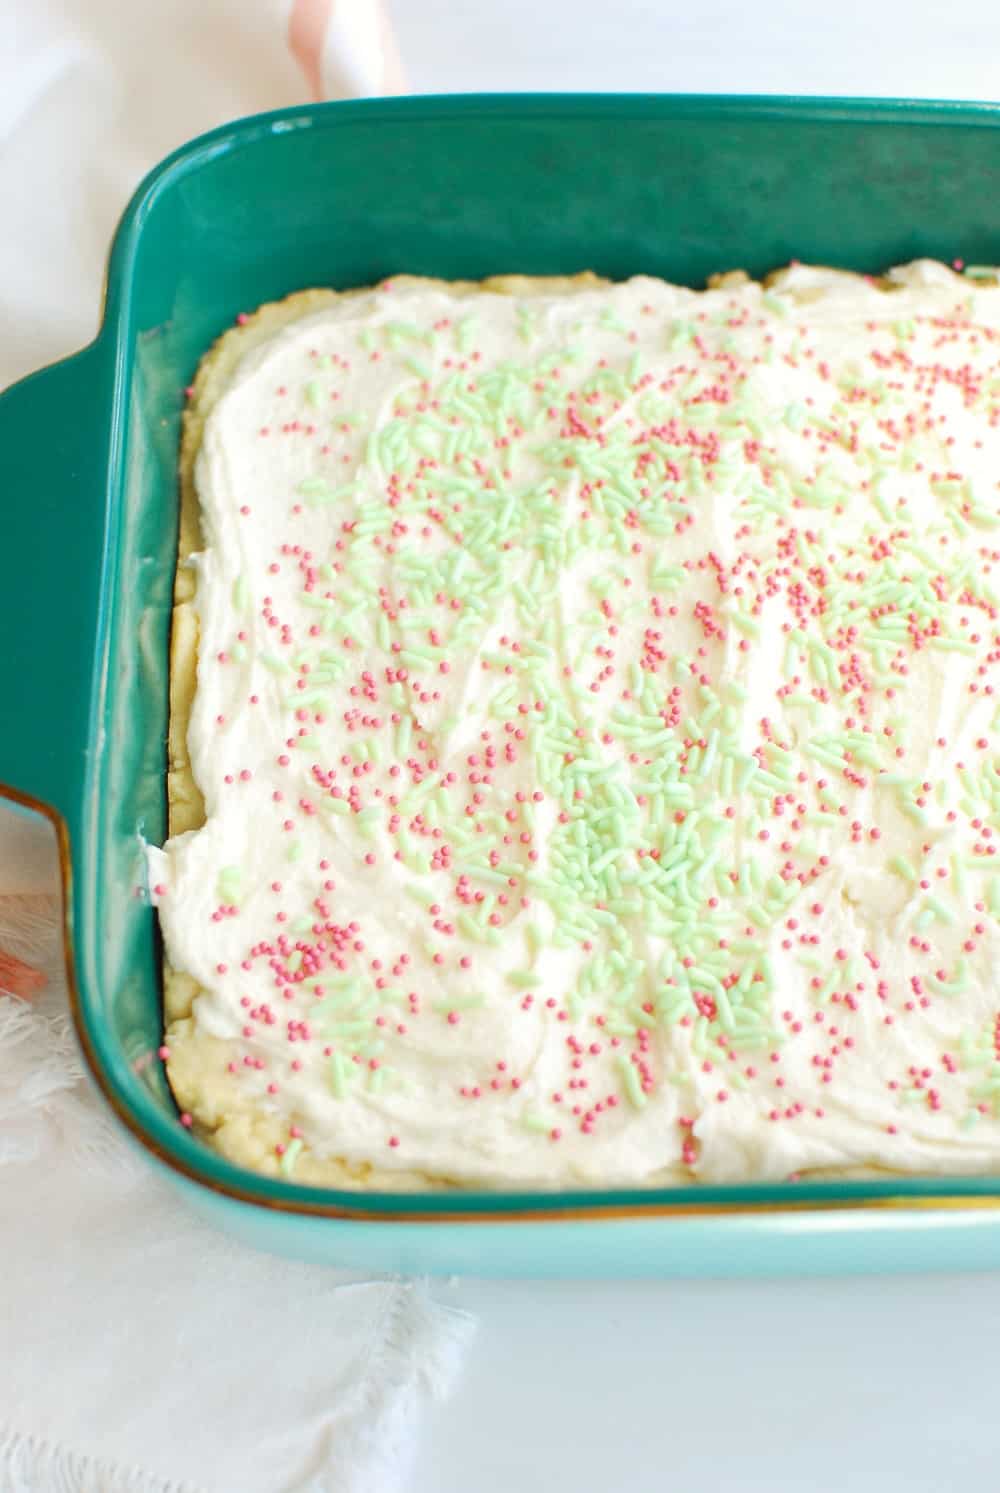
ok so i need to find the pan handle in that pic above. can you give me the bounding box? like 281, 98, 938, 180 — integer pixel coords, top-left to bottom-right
0, 339, 110, 863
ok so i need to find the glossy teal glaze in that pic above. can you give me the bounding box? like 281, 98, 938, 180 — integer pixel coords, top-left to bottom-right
169, 1162, 1000, 1277
3, 95, 1000, 1274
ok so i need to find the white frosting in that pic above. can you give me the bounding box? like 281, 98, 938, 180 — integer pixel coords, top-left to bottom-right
154, 262, 1000, 1186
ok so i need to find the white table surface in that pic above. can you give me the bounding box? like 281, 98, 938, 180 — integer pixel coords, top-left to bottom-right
413, 1275, 998, 1492
397, 2, 1000, 1488
7, 1, 1000, 1488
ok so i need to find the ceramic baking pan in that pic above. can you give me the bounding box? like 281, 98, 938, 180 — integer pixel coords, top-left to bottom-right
3, 94, 1000, 1274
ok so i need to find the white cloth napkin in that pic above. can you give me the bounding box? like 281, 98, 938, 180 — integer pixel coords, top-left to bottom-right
2, 1028, 472, 1493
0, 6, 473, 1491
0, 0, 404, 390
0, 869, 472, 1493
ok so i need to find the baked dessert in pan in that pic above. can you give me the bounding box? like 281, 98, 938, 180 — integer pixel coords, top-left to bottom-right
151, 261, 1000, 1189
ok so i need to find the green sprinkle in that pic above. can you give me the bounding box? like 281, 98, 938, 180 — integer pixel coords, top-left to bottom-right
525, 922, 546, 956
738, 759, 759, 791
279, 1139, 303, 1175
432, 993, 485, 1013
216, 866, 243, 906
618, 1054, 647, 1109
355, 808, 381, 837
297, 476, 331, 496
455, 862, 509, 887
455, 316, 478, 353
727, 609, 760, 639
300, 480, 358, 507
930, 637, 977, 655
329, 1053, 351, 1098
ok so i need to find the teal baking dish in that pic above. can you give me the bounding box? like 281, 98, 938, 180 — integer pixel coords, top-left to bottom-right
4, 93, 1000, 1275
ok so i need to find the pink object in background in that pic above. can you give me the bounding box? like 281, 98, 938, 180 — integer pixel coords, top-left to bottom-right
0, 947, 46, 1002
289, 0, 407, 100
